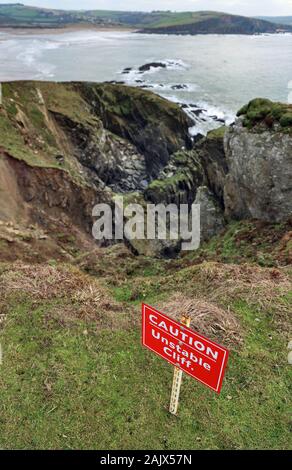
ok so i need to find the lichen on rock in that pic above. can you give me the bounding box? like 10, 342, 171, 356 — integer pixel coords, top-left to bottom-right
223, 118, 292, 222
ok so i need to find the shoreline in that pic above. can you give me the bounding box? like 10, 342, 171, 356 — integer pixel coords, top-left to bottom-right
0, 24, 138, 35
0, 24, 291, 37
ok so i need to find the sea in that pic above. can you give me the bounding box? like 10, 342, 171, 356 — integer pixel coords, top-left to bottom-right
0, 29, 292, 135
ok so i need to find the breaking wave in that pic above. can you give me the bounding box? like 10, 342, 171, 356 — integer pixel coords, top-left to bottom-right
16, 39, 61, 78
119, 59, 235, 136
120, 58, 189, 82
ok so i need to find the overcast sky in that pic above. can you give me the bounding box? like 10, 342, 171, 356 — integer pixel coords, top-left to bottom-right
0, 1, 291, 16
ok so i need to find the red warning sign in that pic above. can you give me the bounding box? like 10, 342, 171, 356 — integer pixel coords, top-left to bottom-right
142, 303, 229, 393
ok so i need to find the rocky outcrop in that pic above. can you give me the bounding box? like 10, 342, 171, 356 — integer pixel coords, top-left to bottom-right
223, 118, 292, 222
0, 81, 194, 258
51, 111, 148, 193
145, 149, 206, 206
196, 127, 228, 207
77, 83, 193, 178
194, 186, 225, 241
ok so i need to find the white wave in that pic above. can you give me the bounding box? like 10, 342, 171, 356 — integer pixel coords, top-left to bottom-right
16, 39, 61, 78
57, 32, 114, 46
136, 82, 199, 92
181, 101, 235, 137
198, 101, 235, 125
119, 58, 190, 82
161, 59, 190, 70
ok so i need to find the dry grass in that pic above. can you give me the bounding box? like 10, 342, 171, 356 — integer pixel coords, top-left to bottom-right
195, 262, 292, 335
195, 262, 291, 308
0, 262, 131, 329
157, 293, 242, 349
198, 261, 290, 287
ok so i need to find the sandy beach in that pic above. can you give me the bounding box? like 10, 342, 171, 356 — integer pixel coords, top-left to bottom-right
0, 24, 137, 35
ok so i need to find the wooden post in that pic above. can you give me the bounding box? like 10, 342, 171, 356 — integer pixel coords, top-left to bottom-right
169, 316, 191, 415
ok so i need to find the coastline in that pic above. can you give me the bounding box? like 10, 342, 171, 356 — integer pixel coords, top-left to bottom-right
0, 24, 138, 35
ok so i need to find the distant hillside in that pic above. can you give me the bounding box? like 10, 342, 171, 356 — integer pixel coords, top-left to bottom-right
138, 11, 292, 35
0, 5, 205, 29
0, 3, 141, 28
0, 4, 292, 34
257, 16, 292, 27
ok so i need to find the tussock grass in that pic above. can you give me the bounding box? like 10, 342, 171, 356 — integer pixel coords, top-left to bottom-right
0, 262, 131, 329
157, 293, 242, 349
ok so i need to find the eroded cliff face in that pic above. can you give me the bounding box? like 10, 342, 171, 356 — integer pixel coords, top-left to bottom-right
0, 81, 190, 226
0, 83, 291, 259
0, 81, 194, 258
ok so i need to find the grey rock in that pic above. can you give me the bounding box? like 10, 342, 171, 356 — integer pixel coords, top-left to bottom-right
194, 186, 225, 242
138, 62, 167, 72
126, 237, 181, 259
224, 119, 292, 222
196, 128, 228, 206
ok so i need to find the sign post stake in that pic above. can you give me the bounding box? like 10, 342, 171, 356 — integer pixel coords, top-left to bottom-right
169, 316, 191, 415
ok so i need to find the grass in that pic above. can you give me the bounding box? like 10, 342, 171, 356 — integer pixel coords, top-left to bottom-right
0, 254, 291, 450
182, 220, 292, 267
143, 11, 224, 29
0, 292, 291, 449
0, 82, 106, 185
0, 7, 225, 29
0, 83, 62, 169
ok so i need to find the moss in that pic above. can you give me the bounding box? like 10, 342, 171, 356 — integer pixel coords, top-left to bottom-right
237, 98, 292, 130
148, 172, 191, 192
279, 112, 292, 127
146, 150, 204, 204
206, 126, 227, 140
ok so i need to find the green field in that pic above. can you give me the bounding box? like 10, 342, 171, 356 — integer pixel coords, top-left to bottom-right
0, 5, 223, 28
0, 4, 291, 32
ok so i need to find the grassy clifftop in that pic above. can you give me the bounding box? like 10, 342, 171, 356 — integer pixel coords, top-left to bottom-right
0, 81, 190, 175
